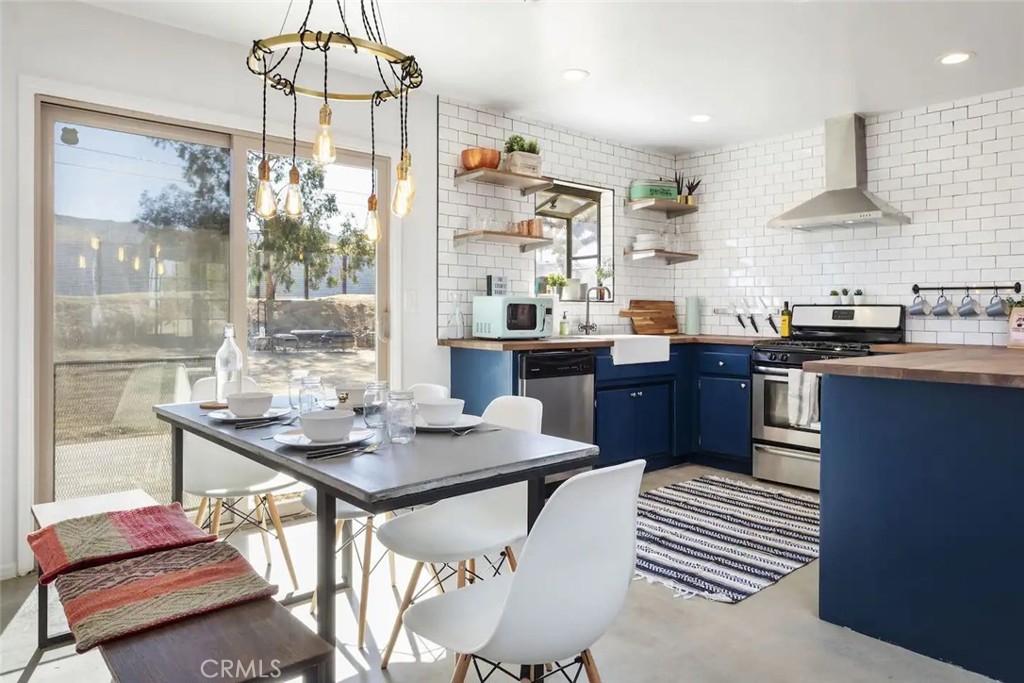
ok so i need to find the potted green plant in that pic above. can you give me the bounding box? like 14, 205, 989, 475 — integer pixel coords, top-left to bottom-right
853, 288, 865, 305
830, 289, 842, 305
546, 272, 567, 297
841, 287, 852, 305
674, 171, 686, 203
684, 177, 702, 205
594, 259, 614, 300
503, 134, 542, 176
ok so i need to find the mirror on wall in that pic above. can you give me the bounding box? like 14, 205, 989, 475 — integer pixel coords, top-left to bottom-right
533, 181, 614, 302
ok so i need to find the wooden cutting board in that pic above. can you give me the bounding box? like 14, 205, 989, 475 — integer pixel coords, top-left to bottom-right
619, 300, 678, 335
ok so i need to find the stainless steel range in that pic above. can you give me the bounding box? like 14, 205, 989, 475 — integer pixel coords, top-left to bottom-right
751, 304, 905, 490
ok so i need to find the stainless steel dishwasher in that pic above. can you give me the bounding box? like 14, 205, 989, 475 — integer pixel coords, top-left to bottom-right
518, 351, 596, 480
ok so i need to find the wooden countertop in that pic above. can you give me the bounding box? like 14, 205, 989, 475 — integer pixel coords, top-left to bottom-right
805, 347, 1024, 388
439, 336, 956, 353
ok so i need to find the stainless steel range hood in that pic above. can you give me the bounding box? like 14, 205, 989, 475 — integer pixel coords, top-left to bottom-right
768, 114, 909, 230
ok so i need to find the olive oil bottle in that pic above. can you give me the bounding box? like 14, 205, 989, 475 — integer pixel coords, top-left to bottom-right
780, 301, 792, 338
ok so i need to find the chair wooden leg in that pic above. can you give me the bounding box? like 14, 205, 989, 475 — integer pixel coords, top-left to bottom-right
357, 516, 374, 649
505, 546, 518, 572
386, 511, 397, 587
194, 497, 209, 527
254, 496, 271, 564
265, 493, 299, 590
468, 558, 476, 584
450, 653, 471, 683
381, 561, 424, 669
456, 561, 466, 588
210, 499, 223, 536
581, 650, 602, 683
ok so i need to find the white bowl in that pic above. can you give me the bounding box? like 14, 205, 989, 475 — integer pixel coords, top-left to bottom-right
417, 398, 465, 426
300, 409, 356, 442
226, 391, 273, 418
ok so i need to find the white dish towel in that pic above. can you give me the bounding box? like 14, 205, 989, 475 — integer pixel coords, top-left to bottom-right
787, 369, 820, 427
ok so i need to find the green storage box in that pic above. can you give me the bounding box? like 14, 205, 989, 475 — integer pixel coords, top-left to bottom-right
629, 179, 677, 201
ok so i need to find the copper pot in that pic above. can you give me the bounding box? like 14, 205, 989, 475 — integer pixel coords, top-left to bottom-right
461, 147, 501, 171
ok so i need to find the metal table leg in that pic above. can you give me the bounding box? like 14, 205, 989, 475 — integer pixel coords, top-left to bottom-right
316, 491, 337, 683
521, 478, 547, 681
171, 426, 183, 504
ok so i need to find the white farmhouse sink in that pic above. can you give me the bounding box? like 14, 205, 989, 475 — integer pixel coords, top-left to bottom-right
597, 334, 671, 366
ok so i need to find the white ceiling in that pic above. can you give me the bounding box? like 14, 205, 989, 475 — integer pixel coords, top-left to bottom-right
84, 0, 1024, 155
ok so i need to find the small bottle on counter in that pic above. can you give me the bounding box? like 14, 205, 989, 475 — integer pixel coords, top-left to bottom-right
780, 301, 792, 338
559, 312, 569, 336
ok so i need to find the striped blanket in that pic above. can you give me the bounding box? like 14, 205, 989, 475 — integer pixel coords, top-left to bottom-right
636, 475, 820, 603
55, 542, 277, 652
28, 503, 216, 584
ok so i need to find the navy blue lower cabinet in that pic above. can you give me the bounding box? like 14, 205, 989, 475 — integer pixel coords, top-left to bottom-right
634, 384, 672, 459
594, 388, 637, 466
697, 376, 751, 458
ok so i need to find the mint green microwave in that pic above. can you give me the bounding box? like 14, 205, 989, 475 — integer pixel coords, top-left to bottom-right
472, 296, 554, 339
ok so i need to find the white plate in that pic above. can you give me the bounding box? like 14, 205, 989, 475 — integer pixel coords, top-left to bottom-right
207, 407, 291, 423
273, 427, 376, 449
415, 414, 484, 432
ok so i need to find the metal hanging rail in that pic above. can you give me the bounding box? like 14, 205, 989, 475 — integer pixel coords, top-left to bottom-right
912, 282, 1021, 294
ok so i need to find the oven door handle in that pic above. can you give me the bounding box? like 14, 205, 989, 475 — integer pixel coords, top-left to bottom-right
753, 366, 790, 376
753, 444, 820, 462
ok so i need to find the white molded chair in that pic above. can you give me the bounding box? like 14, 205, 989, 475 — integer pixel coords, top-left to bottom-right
402, 460, 646, 682
408, 383, 450, 403
183, 376, 299, 589
378, 395, 543, 669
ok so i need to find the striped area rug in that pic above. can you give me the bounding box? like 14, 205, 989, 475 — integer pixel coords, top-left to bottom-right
635, 475, 820, 603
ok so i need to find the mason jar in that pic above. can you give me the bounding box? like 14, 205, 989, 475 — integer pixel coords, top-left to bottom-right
363, 381, 389, 429
386, 391, 417, 444
298, 376, 325, 414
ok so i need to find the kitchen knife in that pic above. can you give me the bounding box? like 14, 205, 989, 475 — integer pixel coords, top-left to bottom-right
759, 296, 779, 334
730, 302, 747, 330
742, 298, 759, 333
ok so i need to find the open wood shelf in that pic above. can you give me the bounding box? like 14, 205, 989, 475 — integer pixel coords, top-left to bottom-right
624, 248, 700, 265
453, 230, 553, 253
454, 168, 554, 196
627, 198, 699, 219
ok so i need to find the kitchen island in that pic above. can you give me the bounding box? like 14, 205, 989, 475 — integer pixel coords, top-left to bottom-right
805, 347, 1024, 683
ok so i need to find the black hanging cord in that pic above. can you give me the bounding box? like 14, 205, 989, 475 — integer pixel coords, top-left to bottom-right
290, 40, 306, 166
322, 48, 329, 106
369, 97, 377, 196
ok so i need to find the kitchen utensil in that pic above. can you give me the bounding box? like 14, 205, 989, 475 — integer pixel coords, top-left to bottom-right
932, 293, 954, 316
207, 407, 290, 423
260, 415, 301, 439
730, 303, 747, 329
417, 398, 465, 426
300, 409, 356, 442
759, 296, 779, 334
306, 442, 383, 461
460, 148, 500, 170
957, 291, 982, 317
225, 391, 273, 418
618, 300, 678, 334
450, 427, 502, 437
742, 299, 759, 333
986, 292, 1011, 317
908, 295, 932, 316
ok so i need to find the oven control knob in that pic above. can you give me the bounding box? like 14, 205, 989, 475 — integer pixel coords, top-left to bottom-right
769, 353, 777, 361
780, 353, 789, 362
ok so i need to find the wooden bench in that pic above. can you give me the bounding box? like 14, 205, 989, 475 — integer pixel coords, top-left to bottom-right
32, 490, 333, 682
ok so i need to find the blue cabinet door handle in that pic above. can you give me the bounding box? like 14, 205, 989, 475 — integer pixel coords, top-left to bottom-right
740, 383, 747, 389
718, 360, 725, 366
638, 391, 644, 397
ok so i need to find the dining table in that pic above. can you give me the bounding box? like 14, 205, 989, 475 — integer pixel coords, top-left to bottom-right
153, 400, 600, 683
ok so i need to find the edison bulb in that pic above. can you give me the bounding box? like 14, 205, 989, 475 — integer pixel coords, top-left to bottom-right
391, 154, 414, 218
364, 194, 381, 243
116, 246, 126, 262
311, 104, 336, 165
255, 158, 277, 219
77, 254, 87, 269
284, 165, 303, 218
133, 256, 141, 271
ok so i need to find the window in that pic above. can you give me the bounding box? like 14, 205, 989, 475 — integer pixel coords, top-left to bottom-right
534, 182, 614, 301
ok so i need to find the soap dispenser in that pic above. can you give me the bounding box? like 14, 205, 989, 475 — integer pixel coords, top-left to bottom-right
559, 312, 569, 336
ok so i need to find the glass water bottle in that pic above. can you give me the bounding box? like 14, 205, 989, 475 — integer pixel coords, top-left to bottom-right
386, 391, 417, 444
214, 323, 243, 402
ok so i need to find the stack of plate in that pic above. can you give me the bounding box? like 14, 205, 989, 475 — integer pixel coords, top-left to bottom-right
633, 233, 666, 251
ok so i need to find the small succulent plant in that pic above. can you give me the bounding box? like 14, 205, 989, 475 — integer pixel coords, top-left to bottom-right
830, 289, 840, 296
841, 287, 850, 296
854, 288, 864, 296
505, 134, 540, 155
674, 171, 686, 196
685, 177, 702, 196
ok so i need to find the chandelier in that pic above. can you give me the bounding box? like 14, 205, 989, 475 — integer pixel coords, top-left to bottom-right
247, 0, 424, 241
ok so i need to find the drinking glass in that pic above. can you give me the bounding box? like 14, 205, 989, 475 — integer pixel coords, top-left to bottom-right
288, 369, 309, 409
299, 376, 325, 414
363, 381, 389, 429
321, 380, 339, 408
387, 391, 417, 444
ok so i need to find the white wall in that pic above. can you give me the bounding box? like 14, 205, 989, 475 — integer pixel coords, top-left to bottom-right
436, 98, 678, 335
0, 1, 441, 576
674, 87, 1024, 344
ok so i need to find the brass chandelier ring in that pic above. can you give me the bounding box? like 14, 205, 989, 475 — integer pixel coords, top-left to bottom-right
247, 31, 422, 103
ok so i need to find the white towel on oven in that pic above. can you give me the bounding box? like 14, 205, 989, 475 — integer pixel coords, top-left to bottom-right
787, 369, 820, 427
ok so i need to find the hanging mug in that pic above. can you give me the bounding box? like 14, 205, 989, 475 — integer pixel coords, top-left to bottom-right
986, 292, 1011, 317
957, 291, 981, 317
908, 295, 932, 316
932, 293, 954, 317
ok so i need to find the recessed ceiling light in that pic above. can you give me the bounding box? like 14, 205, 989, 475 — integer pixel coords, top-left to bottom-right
689, 114, 712, 123
562, 69, 590, 82
939, 51, 974, 65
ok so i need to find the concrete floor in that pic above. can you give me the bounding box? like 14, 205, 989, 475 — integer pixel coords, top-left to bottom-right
0, 465, 994, 683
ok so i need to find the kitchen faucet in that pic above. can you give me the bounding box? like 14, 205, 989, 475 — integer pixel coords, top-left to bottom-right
579, 286, 611, 335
